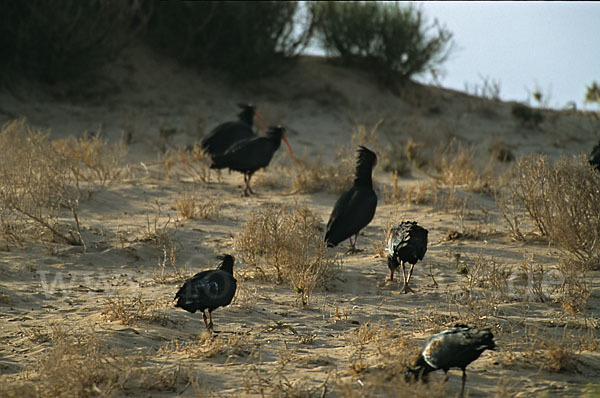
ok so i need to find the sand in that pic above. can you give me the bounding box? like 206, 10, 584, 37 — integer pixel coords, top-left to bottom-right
0, 45, 599, 397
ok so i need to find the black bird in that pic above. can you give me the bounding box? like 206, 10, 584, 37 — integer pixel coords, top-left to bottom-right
387, 221, 428, 293
209, 125, 294, 196
589, 140, 600, 171
406, 325, 496, 397
174, 254, 237, 330
325, 146, 377, 252
201, 103, 266, 157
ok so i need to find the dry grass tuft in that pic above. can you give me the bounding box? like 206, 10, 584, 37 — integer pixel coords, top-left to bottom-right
235, 203, 339, 305
433, 138, 495, 193
0, 119, 83, 246
24, 327, 144, 398
163, 144, 213, 183
53, 131, 127, 197
513, 154, 600, 269
174, 191, 220, 220
162, 333, 252, 361
101, 293, 170, 326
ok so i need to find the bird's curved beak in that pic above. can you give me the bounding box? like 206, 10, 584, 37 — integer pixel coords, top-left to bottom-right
282, 132, 294, 159
254, 111, 267, 132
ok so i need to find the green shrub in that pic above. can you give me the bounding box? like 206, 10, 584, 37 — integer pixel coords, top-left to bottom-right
584, 81, 600, 105
0, 0, 142, 85
143, 1, 313, 80
311, 2, 452, 81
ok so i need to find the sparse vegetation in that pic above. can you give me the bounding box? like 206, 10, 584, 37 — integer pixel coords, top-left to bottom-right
0, 119, 83, 246
235, 203, 338, 305
164, 145, 213, 184
513, 154, 600, 269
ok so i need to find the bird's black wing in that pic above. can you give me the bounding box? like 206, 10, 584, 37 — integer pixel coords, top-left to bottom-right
422, 327, 494, 371
325, 187, 377, 246
211, 137, 276, 172
201, 121, 254, 155
409, 225, 429, 260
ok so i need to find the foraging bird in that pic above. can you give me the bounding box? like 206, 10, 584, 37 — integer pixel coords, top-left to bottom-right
209, 125, 294, 196
325, 146, 377, 252
387, 221, 428, 293
174, 254, 237, 330
589, 140, 600, 171
201, 103, 266, 157
406, 325, 496, 397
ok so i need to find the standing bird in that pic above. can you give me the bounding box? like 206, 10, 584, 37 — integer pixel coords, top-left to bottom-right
387, 221, 428, 293
209, 125, 294, 196
405, 325, 496, 397
589, 140, 600, 171
174, 254, 237, 330
325, 146, 377, 252
201, 103, 266, 157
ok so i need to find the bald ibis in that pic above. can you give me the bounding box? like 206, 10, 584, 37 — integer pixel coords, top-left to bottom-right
201, 103, 266, 157
324, 146, 377, 252
590, 140, 600, 171
174, 254, 237, 330
387, 221, 428, 293
406, 325, 496, 397
209, 125, 293, 196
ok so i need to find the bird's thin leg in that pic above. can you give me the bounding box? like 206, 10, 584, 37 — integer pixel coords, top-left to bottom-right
401, 260, 408, 291
401, 261, 414, 293
348, 235, 355, 248
461, 370, 467, 398
247, 173, 255, 195
389, 268, 394, 281
443, 370, 449, 382
406, 263, 416, 285
202, 311, 209, 329
242, 174, 251, 197
208, 310, 214, 330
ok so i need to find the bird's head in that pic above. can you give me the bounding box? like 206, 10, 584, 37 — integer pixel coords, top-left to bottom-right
237, 103, 266, 131
357, 145, 377, 170
267, 125, 294, 159
217, 254, 235, 273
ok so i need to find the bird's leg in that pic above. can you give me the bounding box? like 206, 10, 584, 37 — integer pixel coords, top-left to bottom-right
207, 310, 214, 330
401, 260, 408, 291
461, 370, 467, 398
246, 173, 255, 196
346, 234, 363, 254
242, 174, 251, 197
443, 370, 449, 382
406, 263, 416, 285
388, 268, 394, 281
202, 311, 209, 329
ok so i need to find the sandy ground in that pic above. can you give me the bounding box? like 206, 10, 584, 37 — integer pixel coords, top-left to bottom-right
0, 46, 599, 397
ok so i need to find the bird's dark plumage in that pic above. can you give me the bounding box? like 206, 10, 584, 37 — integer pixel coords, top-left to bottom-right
174, 254, 237, 329
406, 325, 496, 397
325, 146, 377, 251
210, 126, 293, 196
201, 104, 265, 157
589, 140, 600, 171
387, 221, 428, 292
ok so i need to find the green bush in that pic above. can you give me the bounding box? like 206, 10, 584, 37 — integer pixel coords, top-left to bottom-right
311, 2, 452, 81
143, 1, 313, 80
0, 0, 142, 85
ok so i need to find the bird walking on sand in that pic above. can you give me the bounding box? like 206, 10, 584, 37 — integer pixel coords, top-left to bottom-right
209, 125, 294, 196
387, 221, 428, 293
201, 103, 266, 158
324, 146, 377, 252
405, 325, 496, 397
174, 254, 237, 330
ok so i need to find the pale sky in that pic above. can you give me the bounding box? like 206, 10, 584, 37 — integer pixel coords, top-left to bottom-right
415, 1, 600, 110
303, 1, 600, 110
